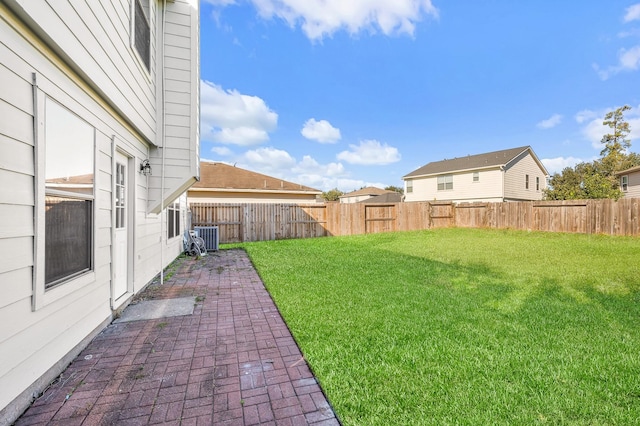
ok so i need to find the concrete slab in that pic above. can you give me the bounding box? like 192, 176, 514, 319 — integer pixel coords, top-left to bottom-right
114, 296, 195, 322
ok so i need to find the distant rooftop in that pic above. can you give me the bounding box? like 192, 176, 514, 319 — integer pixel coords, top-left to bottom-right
192, 162, 321, 194
404, 146, 540, 178
340, 186, 392, 198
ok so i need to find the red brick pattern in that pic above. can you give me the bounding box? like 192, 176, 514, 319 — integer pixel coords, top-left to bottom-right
16, 250, 339, 425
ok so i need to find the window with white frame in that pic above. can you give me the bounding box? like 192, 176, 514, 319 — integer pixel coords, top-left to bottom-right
536, 176, 540, 191
44, 98, 95, 288
133, 0, 151, 71
167, 201, 180, 239
621, 175, 628, 192
406, 180, 413, 193
473, 172, 479, 182
525, 174, 529, 190
437, 174, 453, 191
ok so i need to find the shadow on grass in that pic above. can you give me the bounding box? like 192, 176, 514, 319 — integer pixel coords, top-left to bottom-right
239, 230, 640, 425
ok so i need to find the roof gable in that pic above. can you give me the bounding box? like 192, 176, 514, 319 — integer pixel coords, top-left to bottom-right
404, 146, 536, 178
192, 162, 321, 193
340, 186, 391, 198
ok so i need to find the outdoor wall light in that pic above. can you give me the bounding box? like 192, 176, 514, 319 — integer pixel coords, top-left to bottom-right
140, 159, 152, 176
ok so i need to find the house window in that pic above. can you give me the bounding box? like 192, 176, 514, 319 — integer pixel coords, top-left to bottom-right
621, 175, 628, 192
536, 176, 540, 191
406, 180, 413, 193
167, 202, 180, 239
525, 174, 529, 190
44, 98, 95, 288
437, 174, 453, 191
473, 172, 479, 182
133, 0, 150, 71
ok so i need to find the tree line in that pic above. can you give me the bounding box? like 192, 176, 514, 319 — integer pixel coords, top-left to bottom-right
544, 105, 639, 200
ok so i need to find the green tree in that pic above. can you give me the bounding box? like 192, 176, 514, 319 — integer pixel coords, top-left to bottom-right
544, 166, 585, 200
322, 188, 344, 201
600, 105, 632, 176
544, 105, 636, 200
384, 185, 404, 195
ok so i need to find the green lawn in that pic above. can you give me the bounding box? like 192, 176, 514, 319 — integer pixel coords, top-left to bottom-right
233, 228, 640, 425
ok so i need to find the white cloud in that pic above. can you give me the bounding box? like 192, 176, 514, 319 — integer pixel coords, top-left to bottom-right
203, 0, 237, 6
200, 80, 278, 145
247, 0, 438, 40
578, 105, 640, 149
575, 109, 597, 124
211, 146, 233, 156
241, 147, 297, 173
594, 45, 640, 80
238, 149, 356, 191
624, 3, 640, 22
337, 140, 401, 165
541, 157, 585, 175
620, 45, 640, 68
292, 155, 345, 176
537, 114, 563, 129
301, 119, 341, 143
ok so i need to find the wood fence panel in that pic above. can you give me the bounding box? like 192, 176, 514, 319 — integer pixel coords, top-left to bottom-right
623, 198, 640, 236
430, 202, 454, 228
191, 203, 243, 242
531, 201, 586, 233
364, 204, 396, 234
189, 199, 640, 243
397, 202, 430, 231
455, 203, 488, 228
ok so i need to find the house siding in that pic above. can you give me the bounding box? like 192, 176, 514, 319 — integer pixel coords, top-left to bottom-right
0, 2, 196, 422
148, 0, 200, 213
503, 151, 546, 201
341, 195, 375, 203
622, 171, 640, 198
3, 0, 157, 140
404, 168, 504, 203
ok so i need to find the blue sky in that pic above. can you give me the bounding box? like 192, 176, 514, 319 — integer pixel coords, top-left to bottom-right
199, 0, 640, 192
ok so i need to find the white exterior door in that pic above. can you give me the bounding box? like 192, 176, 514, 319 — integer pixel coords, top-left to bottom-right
114, 152, 128, 300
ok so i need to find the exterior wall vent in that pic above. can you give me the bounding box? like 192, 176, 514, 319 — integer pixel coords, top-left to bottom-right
194, 226, 219, 251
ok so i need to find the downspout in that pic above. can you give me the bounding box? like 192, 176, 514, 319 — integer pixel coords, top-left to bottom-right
159, 0, 167, 285
500, 165, 505, 201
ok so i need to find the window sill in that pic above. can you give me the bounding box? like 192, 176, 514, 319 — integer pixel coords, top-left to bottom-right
34, 271, 96, 310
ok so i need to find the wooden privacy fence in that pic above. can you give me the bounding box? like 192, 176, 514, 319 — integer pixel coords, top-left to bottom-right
190, 199, 640, 243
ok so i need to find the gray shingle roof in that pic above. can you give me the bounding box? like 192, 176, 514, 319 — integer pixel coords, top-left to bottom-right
403, 146, 532, 178
357, 192, 403, 203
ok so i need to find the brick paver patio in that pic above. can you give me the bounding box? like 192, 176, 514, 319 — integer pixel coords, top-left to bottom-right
16, 249, 339, 425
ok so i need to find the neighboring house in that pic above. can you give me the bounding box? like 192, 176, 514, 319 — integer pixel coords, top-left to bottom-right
403, 146, 548, 203
188, 162, 322, 204
357, 192, 403, 203
0, 1, 200, 423
340, 187, 393, 203
616, 165, 640, 198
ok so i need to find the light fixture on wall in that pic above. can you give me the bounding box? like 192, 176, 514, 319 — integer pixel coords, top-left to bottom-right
140, 159, 152, 176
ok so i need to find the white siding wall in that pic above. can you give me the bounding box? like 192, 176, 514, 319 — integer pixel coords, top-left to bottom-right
404, 168, 504, 202
148, 0, 200, 213
0, 4, 188, 422
340, 195, 374, 203
503, 151, 547, 201
622, 171, 640, 198
3, 0, 157, 141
